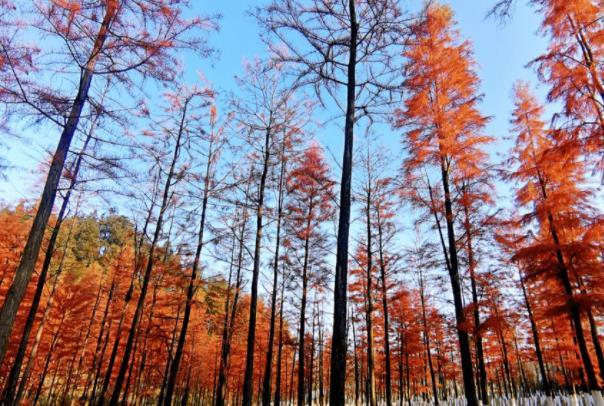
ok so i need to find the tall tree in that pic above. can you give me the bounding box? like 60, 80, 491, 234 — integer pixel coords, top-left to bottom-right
234, 60, 307, 406
163, 102, 225, 405
394, 4, 491, 405
256, 4, 406, 402
505, 81, 603, 396
285, 143, 334, 406
109, 87, 214, 405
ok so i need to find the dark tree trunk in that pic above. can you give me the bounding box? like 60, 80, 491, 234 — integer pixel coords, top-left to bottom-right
0, 1, 118, 363
461, 199, 488, 405
532, 161, 600, 391
518, 267, 550, 395
215, 204, 248, 406
262, 142, 287, 406
297, 221, 311, 406
159, 306, 182, 406
364, 185, 377, 406
242, 125, 272, 406
164, 130, 216, 406
12, 274, 60, 406
274, 275, 286, 406
376, 212, 393, 406
329, 2, 357, 405
98, 272, 136, 405
419, 273, 438, 406
34, 312, 66, 404
68, 275, 104, 400
439, 158, 478, 406
352, 318, 360, 406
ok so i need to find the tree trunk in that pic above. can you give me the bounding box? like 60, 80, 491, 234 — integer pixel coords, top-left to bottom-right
364, 184, 377, 406
33, 311, 66, 404
376, 211, 393, 406
215, 203, 249, 406
329, 2, 357, 404
518, 267, 550, 395
12, 273, 60, 406
262, 141, 287, 406
419, 273, 438, 406
439, 158, 478, 406
274, 275, 286, 406
2, 128, 93, 405
297, 221, 311, 406
159, 305, 182, 406
164, 129, 216, 406
461, 198, 488, 405
109, 97, 190, 406
352, 318, 360, 406
242, 124, 272, 406
0, 0, 118, 363
68, 276, 104, 400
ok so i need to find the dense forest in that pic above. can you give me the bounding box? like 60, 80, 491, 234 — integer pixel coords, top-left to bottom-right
0, 0, 602, 405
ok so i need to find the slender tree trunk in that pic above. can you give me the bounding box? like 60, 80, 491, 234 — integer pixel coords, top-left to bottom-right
298, 219, 311, 406
110, 98, 190, 406
2, 130, 93, 404
490, 296, 516, 399
461, 198, 489, 405
439, 158, 478, 406
518, 267, 550, 395
308, 309, 316, 405
68, 276, 104, 400
98, 271, 136, 404
215, 204, 249, 406
242, 123, 273, 406
262, 141, 287, 406
164, 131, 216, 406
33, 311, 66, 404
530, 154, 600, 392
330, 2, 357, 404
364, 185, 377, 406
376, 211, 393, 406
548, 217, 599, 391
587, 310, 604, 383
318, 316, 325, 406
159, 306, 182, 406
0, 2, 118, 363
419, 273, 438, 406
274, 274, 286, 406
83, 276, 115, 402
352, 318, 360, 406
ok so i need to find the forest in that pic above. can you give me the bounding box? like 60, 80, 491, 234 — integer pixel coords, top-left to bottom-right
0, 0, 602, 405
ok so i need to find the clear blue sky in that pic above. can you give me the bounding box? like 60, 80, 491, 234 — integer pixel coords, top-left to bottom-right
1, 0, 548, 206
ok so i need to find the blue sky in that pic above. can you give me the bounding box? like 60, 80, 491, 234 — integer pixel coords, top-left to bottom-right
0, 0, 548, 205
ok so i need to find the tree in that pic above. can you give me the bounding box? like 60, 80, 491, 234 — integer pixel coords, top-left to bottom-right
505, 81, 603, 396
109, 87, 214, 405
285, 143, 334, 406
261, 121, 304, 406
394, 4, 492, 404
356, 142, 399, 406
0, 0, 213, 367
256, 3, 407, 401
231, 60, 309, 406
163, 102, 225, 405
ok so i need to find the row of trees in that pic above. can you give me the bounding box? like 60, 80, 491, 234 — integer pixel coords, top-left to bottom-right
0, 0, 602, 405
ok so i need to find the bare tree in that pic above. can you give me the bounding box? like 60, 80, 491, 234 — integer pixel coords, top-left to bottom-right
232, 60, 309, 406
255, 3, 408, 403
